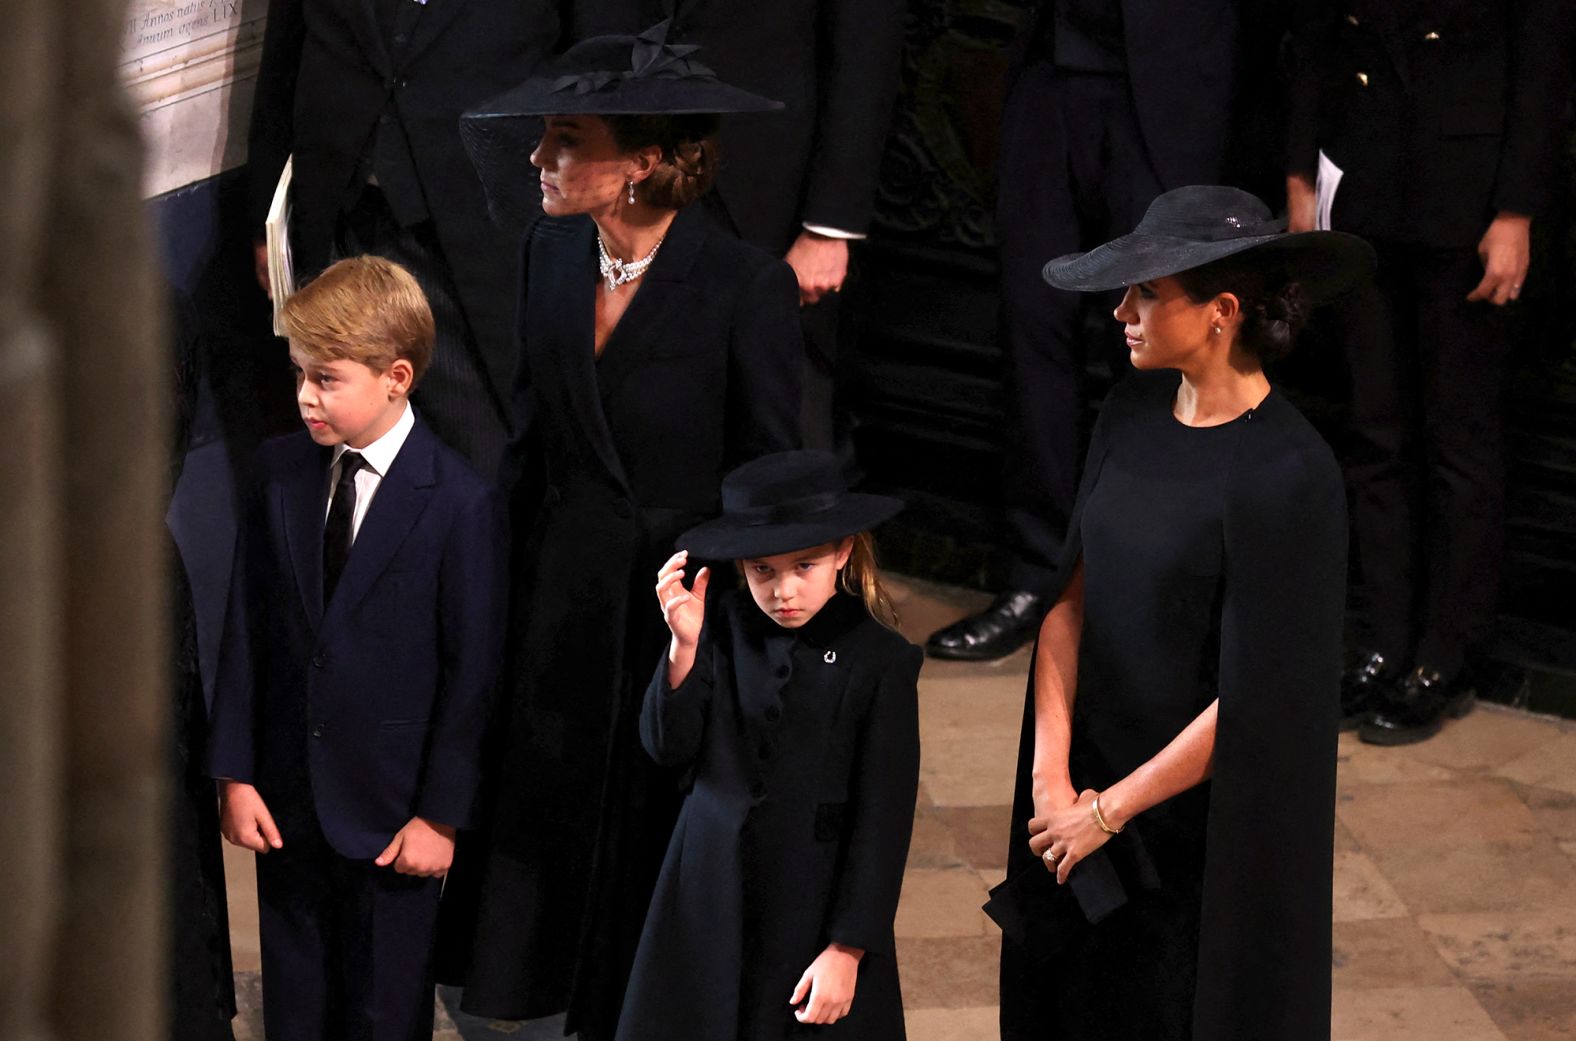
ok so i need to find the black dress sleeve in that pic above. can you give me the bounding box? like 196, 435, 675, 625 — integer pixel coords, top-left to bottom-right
824, 643, 923, 955
1191, 421, 1347, 1041
1493, 0, 1576, 218
639, 627, 716, 770
246, 0, 305, 230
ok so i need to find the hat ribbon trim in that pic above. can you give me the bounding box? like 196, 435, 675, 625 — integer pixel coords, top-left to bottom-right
726, 491, 843, 528
553, 18, 718, 95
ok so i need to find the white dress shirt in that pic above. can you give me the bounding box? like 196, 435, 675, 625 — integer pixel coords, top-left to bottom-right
326, 402, 415, 544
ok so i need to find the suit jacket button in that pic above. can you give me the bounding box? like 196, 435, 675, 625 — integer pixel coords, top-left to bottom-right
1345, 13, 1359, 25
312, 724, 325, 738
765, 704, 782, 723
1423, 31, 1440, 41
1355, 71, 1370, 87
612, 498, 634, 519
774, 664, 790, 680
750, 781, 767, 800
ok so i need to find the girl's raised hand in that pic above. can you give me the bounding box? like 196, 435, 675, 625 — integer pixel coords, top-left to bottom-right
655, 551, 709, 648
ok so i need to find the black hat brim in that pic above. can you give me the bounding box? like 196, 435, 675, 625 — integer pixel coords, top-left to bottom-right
676, 494, 904, 560
1043, 229, 1375, 304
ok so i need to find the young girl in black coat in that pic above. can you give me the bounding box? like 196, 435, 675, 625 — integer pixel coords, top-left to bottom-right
616, 450, 923, 1041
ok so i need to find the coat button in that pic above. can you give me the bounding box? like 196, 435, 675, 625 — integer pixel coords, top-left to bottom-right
393, 32, 407, 44
765, 704, 782, 723
774, 664, 790, 680
312, 724, 325, 738
1355, 71, 1370, 87
1423, 31, 1440, 41
312, 653, 327, 668
750, 781, 767, 800
1345, 13, 1359, 25
613, 499, 634, 519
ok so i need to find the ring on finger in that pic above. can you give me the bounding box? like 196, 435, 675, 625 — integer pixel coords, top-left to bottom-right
1042, 848, 1059, 864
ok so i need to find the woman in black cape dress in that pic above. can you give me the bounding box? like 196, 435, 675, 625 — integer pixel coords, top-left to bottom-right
435, 28, 801, 1041
996, 186, 1370, 1041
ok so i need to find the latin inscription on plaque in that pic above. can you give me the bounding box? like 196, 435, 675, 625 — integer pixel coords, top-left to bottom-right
121, 0, 266, 197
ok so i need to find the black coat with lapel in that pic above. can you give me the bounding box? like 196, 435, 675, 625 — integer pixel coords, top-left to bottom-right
450, 205, 803, 1033
572, 0, 905, 252
620, 591, 922, 1041
1018, 1, 1246, 192
246, 0, 561, 395
207, 417, 509, 858
1288, 0, 1576, 246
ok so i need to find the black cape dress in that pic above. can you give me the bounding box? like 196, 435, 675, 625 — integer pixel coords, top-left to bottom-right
618, 591, 922, 1041
998, 371, 1347, 1041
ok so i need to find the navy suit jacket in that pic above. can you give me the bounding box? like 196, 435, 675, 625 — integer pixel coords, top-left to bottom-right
208, 415, 508, 859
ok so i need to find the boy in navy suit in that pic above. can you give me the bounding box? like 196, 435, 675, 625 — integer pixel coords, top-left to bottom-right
208, 256, 507, 1041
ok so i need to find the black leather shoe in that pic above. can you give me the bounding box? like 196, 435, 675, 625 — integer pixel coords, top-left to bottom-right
1359, 666, 1475, 746
926, 590, 1050, 661
1340, 650, 1399, 731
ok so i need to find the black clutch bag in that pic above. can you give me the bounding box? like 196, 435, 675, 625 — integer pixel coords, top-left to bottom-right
983, 823, 1161, 962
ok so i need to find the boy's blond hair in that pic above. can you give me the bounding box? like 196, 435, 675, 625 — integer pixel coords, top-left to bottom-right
281, 256, 435, 384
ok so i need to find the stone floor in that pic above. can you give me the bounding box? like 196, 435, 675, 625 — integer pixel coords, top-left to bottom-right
223, 576, 1576, 1040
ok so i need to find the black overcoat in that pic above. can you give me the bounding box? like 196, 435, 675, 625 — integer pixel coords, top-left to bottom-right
1287, 0, 1576, 247
619, 591, 922, 1041
445, 206, 803, 1037
998, 373, 1348, 1041
570, 0, 905, 251
246, 0, 561, 396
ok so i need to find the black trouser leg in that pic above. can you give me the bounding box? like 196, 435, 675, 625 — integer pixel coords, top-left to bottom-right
1339, 251, 1421, 662
337, 187, 510, 478
998, 66, 1164, 594
1413, 247, 1511, 675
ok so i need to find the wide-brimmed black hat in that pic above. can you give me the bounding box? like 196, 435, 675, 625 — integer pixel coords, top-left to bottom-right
1042, 186, 1374, 302
461, 20, 781, 230
677, 451, 905, 560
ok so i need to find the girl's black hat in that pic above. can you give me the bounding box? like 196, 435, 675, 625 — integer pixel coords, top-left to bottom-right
1042, 185, 1375, 303
677, 451, 905, 560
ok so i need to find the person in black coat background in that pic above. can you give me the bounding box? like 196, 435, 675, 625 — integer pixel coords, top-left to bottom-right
622, 450, 920, 1041
246, 0, 562, 475
569, 0, 905, 452
927, 0, 1255, 663
1286, 0, 1576, 743
435, 29, 803, 1041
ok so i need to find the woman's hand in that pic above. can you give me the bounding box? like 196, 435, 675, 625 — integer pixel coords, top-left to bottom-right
655, 551, 709, 647
1028, 789, 1115, 884
789, 943, 862, 1025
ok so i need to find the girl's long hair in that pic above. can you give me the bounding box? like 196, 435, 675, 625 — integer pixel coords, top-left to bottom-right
840, 531, 899, 632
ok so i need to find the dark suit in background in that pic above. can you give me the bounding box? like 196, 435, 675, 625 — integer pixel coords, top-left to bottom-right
208, 418, 508, 1041
570, 0, 905, 452
930, 0, 1247, 658
247, 0, 561, 475
1288, 0, 1575, 680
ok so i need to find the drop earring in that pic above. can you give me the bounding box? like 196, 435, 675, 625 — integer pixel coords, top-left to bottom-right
627, 179, 636, 205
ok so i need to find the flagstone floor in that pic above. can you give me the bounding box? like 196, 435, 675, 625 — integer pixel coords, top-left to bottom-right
224, 576, 1576, 1040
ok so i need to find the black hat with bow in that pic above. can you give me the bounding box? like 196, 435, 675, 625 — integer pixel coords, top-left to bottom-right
461, 20, 781, 228
676, 451, 905, 560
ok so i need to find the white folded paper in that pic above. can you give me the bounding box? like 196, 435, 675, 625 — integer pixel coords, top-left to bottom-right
1315, 150, 1343, 232
265, 155, 295, 336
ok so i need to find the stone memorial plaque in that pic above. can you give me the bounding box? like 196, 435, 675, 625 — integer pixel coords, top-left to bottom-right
121, 0, 267, 197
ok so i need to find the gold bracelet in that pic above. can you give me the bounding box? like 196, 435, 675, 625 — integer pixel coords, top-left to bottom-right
1091, 793, 1123, 835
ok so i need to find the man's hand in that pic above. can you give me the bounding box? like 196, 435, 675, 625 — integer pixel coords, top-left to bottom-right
1466, 212, 1531, 306
1286, 174, 1317, 234
783, 231, 849, 307
219, 780, 283, 853
374, 817, 457, 877
789, 943, 862, 1025
253, 239, 272, 298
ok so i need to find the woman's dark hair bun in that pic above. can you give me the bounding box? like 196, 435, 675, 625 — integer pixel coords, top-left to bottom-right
1175, 257, 1310, 364
603, 113, 722, 210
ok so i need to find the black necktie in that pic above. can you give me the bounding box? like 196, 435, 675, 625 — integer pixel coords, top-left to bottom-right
323, 452, 365, 604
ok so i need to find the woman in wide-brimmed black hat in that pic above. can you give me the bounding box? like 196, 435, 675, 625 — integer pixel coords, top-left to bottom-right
434, 23, 803, 1039
993, 185, 1373, 1041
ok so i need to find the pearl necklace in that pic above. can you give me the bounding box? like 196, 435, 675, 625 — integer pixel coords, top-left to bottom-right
597, 233, 665, 292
